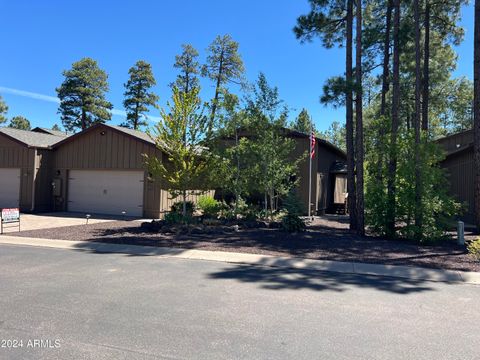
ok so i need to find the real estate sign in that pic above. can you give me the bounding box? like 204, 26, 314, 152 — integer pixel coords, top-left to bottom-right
1, 208, 20, 223
0, 208, 20, 234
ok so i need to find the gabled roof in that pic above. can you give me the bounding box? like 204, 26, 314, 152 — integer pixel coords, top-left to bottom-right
287, 128, 346, 157
52, 123, 155, 149
0, 127, 64, 148
31, 127, 70, 138
435, 129, 473, 158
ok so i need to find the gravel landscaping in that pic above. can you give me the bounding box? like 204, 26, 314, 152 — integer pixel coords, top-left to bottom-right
9, 215, 480, 272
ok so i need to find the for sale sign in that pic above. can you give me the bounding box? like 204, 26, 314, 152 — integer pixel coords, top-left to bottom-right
1, 208, 20, 223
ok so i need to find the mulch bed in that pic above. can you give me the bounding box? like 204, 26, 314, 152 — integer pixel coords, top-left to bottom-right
10, 215, 480, 272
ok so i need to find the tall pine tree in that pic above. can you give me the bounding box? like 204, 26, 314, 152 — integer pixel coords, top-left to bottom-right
123, 60, 158, 130
172, 44, 200, 94
56, 58, 112, 132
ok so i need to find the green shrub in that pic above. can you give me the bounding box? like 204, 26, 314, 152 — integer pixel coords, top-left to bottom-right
467, 237, 480, 261
164, 212, 184, 224
281, 213, 306, 233
171, 201, 195, 216
197, 196, 221, 218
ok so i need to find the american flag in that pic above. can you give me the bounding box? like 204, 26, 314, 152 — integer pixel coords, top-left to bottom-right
310, 131, 316, 159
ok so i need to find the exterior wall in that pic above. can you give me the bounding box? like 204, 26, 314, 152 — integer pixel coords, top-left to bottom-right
291, 136, 318, 214
316, 143, 346, 212
0, 135, 35, 211
34, 149, 54, 212
51, 127, 164, 218
441, 149, 475, 223
436, 130, 473, 154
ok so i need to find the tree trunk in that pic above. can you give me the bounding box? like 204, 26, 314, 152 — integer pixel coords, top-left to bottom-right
346, 0, 357, 231
386, 0, 401, 238
355, 0, 365, 236
414, 0, 423, 238
210, 51, 224, 124
474, 0, 480, 229
380, 0, 393, 117
183, 190, 187, 219
81, 108, 87, 130
422, 2, 430, 132
134, 102, 139, 130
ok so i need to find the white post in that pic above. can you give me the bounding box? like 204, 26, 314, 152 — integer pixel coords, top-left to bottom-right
457, 221, 465, 245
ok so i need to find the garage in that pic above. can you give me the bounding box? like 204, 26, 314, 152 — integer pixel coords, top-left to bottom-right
0, 168, 21, 208
67, 170, 144, 216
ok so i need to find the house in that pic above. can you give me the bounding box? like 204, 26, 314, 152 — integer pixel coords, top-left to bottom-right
0, 127, 64, 212
0, 124, 206, 217
436, 130, 475, 223
221, 128, 347, 215
31, 127, 70, 138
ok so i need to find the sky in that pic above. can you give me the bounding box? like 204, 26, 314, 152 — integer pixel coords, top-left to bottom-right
0, 0, 475, 132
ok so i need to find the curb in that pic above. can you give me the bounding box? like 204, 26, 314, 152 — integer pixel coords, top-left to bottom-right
0, 235, 479, 285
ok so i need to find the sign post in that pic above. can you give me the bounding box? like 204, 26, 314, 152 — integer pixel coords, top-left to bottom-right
1, 208, 21, 234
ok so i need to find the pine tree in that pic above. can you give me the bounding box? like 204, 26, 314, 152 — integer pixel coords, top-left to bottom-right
0, 95, 8, 125
172, 44, 200, 94
8, 116, 31, 130
202, 35, 244, 124
52, 124, 62, 131
292, 108, 315, 134
123, 60, 158, 130
56, 58, 112, 132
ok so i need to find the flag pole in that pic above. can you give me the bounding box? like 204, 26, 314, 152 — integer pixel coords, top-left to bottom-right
308, 120, 313, 218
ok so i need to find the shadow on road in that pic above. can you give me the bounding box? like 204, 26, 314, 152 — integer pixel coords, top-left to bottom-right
208, 263, 436, 294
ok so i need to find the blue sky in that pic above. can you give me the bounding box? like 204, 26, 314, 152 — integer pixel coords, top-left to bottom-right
0, 0, 474, 132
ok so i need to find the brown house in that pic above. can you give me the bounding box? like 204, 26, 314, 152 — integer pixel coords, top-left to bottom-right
436, 129, 475, 223
0, 124, 207, 218
0, 127, 64, 212
222, 128, 347, 215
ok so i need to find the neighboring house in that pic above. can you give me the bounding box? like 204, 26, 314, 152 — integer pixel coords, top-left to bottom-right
0, 127, 64, 212
31, 127, 70, 138
0, 124, 208, 218
222, 128, 347, 215
436, 130, 475, 223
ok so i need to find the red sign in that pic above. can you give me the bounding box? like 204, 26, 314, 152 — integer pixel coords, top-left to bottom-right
1, 208, 20, 223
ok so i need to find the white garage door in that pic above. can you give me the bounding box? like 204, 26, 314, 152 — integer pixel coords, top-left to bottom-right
68, 170, 144, 217
0, 168, 20, 209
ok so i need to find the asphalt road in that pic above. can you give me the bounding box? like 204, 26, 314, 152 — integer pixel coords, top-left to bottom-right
0, 244, 479, 360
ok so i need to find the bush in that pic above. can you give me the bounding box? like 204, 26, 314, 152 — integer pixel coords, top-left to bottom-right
467, 237, 480, 261
164, 212, 184, 224
171, 201, 195, 217
281, 213, 306, 233
197, 196, 221, 218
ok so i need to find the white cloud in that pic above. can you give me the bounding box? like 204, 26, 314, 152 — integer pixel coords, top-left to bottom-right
0, 86, 161, 122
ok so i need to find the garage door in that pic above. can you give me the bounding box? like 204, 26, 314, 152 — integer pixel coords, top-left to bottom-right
68, 170, 144, 216
0, 168, 20, 209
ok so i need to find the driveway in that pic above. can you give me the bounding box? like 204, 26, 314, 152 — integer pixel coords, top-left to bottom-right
4, 212, 122, 233
0, 244, 479, 359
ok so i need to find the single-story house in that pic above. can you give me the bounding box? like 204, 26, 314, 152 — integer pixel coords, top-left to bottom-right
436, 129, 475, 223
0, 127, 64, 212
1, 123, 346, 217
221, 128, 347, 215
0, 124, 207, 218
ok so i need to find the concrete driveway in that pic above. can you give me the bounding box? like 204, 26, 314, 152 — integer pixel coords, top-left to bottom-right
5, 212, 117, 232
0, 244, 479, 359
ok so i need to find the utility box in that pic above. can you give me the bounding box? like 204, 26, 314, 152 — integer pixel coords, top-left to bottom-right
52, 178, 62, 197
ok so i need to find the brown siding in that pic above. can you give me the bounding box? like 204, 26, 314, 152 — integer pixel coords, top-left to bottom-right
0, 134, 35, 211
437, 130, 473, 154
441, 149, 475, 223
52, 127, 164, 217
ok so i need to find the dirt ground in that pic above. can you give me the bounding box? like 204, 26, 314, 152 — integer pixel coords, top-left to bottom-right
9, 215, 480, 272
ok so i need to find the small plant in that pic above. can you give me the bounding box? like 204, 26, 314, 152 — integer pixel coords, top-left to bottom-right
197, 196, 221, 218
281, 213, 306, 232
467, 237, 480, 261
280, 190, 306, 232
171, 201, 195, 217
164, 212, 184, 225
